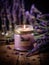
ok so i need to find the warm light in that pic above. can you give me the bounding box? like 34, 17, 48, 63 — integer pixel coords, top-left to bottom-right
15, 25, 34, 34
24, 25, 26, 29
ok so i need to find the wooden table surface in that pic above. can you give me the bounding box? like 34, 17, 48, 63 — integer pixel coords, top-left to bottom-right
0, 31, 49, 65
0, 44, 49, 65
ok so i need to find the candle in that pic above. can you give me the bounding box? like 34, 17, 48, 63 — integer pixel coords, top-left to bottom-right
14, 25, 34, 51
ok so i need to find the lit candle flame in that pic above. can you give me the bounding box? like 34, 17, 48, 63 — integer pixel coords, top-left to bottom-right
24, 25, 26, 29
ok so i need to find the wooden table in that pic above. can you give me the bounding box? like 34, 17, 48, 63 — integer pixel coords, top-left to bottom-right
0, 44, 49, 65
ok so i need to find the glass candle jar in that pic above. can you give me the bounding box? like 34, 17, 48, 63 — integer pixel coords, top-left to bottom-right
14, 25, 35, 51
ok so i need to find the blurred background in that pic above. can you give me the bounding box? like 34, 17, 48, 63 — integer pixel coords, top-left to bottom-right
0, 0, 49, 30
0, 0, 49, 12
25, 0, 49, 13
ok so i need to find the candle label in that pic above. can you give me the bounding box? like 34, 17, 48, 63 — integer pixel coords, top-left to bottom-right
21, 36, 30, 41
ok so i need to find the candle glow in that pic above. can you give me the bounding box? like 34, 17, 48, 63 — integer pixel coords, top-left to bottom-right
15, 25, 34, 34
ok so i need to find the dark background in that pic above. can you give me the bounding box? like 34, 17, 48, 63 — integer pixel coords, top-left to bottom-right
0, 0, 49, 13
0, 0, 49, 30
25, 0, 49, 13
